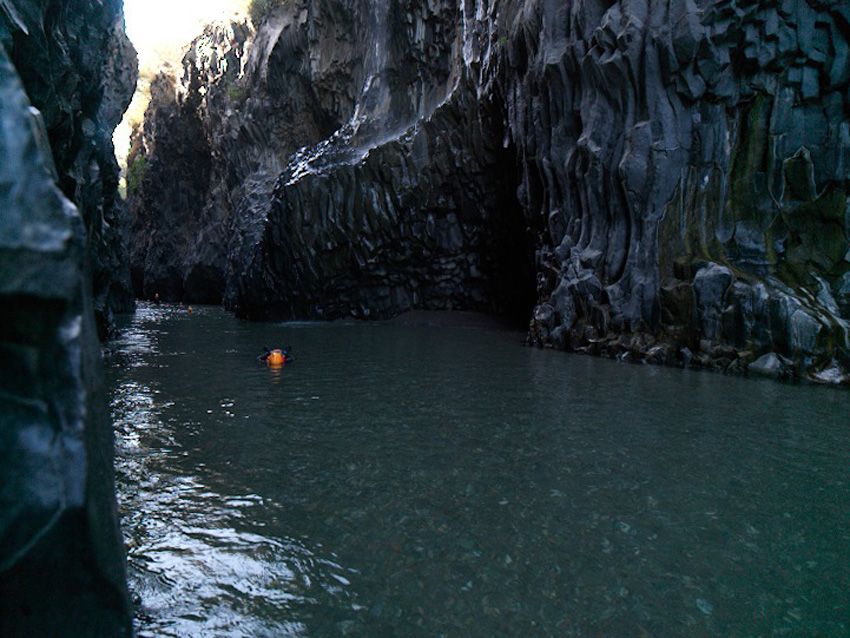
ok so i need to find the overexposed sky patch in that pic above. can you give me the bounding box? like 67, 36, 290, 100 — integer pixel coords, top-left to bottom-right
116, 0, 247, 178
124, 0, 247, 70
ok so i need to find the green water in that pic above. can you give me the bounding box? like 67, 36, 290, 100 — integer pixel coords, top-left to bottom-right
106, 304, 850, 637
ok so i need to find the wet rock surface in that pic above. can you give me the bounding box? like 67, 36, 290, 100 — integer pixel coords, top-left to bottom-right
0, 37, 131, 637
130, 0, 850, 383
1, 0, 138, 338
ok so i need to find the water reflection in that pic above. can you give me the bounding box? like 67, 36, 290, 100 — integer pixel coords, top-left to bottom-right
109, 308, 357, 637
106, 304, 850, 636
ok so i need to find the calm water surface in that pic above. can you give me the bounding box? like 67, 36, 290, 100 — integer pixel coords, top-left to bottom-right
105, 304, 850, 637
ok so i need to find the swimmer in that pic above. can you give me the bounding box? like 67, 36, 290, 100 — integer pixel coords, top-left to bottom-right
257, 345, 293, 366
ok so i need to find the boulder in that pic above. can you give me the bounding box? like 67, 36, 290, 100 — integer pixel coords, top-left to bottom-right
812, 361, 850, 385
748, 353, 788, 379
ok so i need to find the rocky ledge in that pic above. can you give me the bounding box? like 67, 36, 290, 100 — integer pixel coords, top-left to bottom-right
129, 0, 850, 384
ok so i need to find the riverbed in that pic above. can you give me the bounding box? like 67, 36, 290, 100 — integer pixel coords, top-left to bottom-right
105, 303, 850, 636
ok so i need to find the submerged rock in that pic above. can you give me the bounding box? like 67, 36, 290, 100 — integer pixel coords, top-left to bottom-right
0, 41, 131, 635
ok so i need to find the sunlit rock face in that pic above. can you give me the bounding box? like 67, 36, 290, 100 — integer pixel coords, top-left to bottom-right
1, 0, 138, 338
130, 0, 849, 382
0, 34, 131, 638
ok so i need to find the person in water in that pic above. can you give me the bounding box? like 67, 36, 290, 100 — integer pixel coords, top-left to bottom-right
258, 345, 293, 366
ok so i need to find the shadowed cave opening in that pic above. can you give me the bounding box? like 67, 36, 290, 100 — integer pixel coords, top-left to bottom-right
488, 143, 538, 329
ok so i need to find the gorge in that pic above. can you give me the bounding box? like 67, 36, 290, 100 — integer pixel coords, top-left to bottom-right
126, 0, 850, 382
1, 0, 849, 635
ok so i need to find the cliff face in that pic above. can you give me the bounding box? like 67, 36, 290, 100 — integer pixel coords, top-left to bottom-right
508, 0, 850, 382
129, 1, 536, 320
130, 0, 850, 383
2, 0, 138, 338
0, 1, 134, 634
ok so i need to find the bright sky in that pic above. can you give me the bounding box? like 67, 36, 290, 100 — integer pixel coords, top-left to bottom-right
116, 0, 247, 179
124, 0, 247, 73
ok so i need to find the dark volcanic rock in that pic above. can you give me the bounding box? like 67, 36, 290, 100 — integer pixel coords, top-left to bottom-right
748, 352, 790, 380
694, 263, 734, 341
129, 1, 535, 320
1, 0, 138, 338
131, 0, 850, 383
0, 42, 131, 636
506, 0, 850, 383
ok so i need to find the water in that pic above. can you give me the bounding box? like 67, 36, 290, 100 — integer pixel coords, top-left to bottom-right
105, 304, 850, 637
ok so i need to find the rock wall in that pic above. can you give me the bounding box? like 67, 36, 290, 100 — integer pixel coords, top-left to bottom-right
0, 1, 133, 634
130, 0, 850, 383
129, 1, 536, 320
2, 0, 138, 338
507, 0, 850, 383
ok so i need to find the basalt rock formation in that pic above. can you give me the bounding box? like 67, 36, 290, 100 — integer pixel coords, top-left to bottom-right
130, 0, 850, 384
2, 0, 138, 338
0, 1, 134, 635
511, 0, 850, 384
129, 2, 536, 321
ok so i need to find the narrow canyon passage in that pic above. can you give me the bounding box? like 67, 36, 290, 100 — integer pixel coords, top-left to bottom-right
106, 305, 850, 636
2, 0, 850, 636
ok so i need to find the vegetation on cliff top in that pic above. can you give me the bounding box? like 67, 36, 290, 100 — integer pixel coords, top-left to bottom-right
127, 155, 148, 196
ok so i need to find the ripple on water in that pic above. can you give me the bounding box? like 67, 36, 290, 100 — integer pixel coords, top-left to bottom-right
110, 307, 359, 636
106, 304, 850, 637
118, 417, 358, 637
